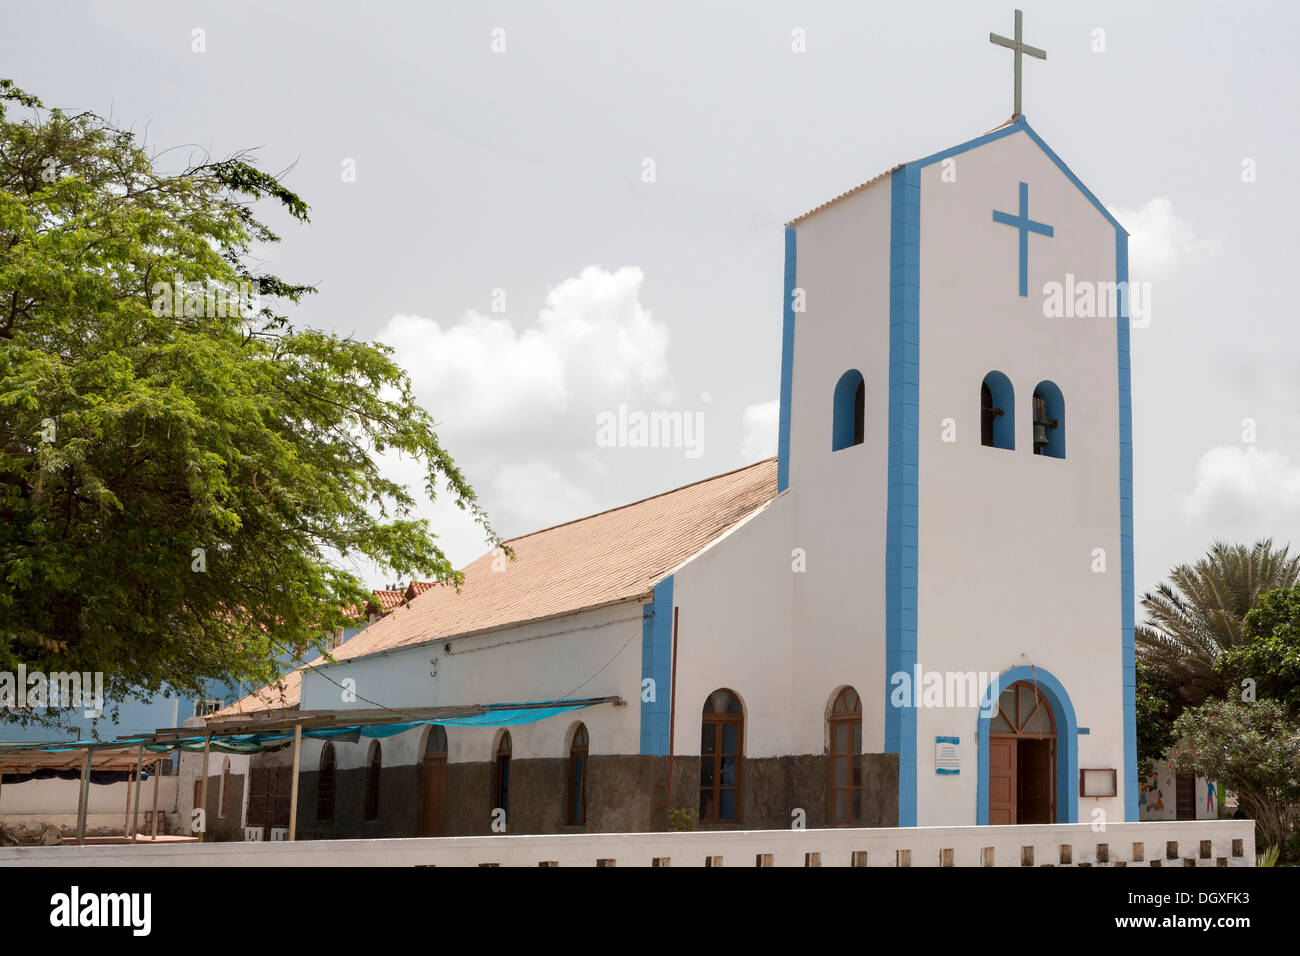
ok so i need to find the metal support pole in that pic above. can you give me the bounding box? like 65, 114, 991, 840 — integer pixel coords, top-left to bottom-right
76, 748, 92, 845
288, 724, 302, 841
123, 760, 133, 838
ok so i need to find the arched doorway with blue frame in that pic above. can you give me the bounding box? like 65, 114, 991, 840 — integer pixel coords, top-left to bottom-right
976, 666, 1077, 825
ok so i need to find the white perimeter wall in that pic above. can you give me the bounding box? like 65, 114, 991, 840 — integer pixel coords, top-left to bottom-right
0, 819, 1254, 868
0, 775, 180, 816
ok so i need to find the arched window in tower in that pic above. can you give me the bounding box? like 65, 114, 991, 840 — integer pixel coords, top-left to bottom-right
832, 370, 866, 451
317, 742, 336, 823
363, 740, 382, 821
700, 688, 743, 823
828, 687, 863, 824
980, 371, 1015, 449
1032, 380, 1065, 458
495, 731, 512, 818
567, 723, 589, 825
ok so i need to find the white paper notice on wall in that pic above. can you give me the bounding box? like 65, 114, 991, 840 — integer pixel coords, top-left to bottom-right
935, 736, 959, 775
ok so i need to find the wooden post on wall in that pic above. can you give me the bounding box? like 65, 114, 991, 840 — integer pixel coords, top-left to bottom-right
288, 723, 302, 841
123, 757, 133, 838
666, 607, 679, 811
130, 743, 144, 843
150, 754, 161, 841
197, 734, 212, 843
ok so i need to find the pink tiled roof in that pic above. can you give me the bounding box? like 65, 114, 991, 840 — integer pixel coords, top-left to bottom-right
215, 459, 778, 716
371, 589, 406, 612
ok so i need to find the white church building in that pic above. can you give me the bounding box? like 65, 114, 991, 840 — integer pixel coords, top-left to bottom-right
217, 114, 1137, 840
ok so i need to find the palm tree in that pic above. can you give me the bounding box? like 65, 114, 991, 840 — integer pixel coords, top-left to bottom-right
1137, 539, 1300, 705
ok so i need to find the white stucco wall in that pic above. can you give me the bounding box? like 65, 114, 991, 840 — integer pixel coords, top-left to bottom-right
0, 774, 178, 820
670, 497, 795, 758
296, 601, 644, 769
1139, 758, 1218, 821
785, 179, 892, 756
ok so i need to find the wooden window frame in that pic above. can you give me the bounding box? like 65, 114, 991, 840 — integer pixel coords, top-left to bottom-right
317, 742, 336, 823
363, 740, 382, 822
567, 724, 588, 826
495, 731, 512, 818
828, 687, 863, 825
218, 758, 231, 818
699, 690, 743, 824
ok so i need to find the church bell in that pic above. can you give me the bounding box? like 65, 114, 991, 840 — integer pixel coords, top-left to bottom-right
1032, 394, 1057, 452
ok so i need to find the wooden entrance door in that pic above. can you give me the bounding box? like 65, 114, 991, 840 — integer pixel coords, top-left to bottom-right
988, 735, 1017, 825
420, 754, 447, 836
1175, 775, 1196, 821
1018, 739, 1054, 824
419, 725, 448, 837
987, 681, 1058, 824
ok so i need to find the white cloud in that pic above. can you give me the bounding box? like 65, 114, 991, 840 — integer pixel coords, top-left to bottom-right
379, 265, 674, 450
740, 399, 779, 462
490, 461, 599, 531
1183, 445, 1300, 527
1107, 197, 1222, 281
368, 265, 681, 563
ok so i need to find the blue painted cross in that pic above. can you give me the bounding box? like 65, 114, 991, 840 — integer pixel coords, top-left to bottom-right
992, 181, 1053, 297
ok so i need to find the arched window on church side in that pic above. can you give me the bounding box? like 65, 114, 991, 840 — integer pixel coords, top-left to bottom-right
568, 723, 588, 825
700, 689, 743, 823
363, 740, 382, 821
317, 742, 336, 823
828, 687, 862, 824
495, 731, 512, 818
1032, 380, 1065, 458
832, 370, 866, 451
981, 371, 1015, 450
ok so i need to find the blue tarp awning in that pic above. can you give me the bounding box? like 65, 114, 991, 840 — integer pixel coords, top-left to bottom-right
0, 697, 611, 759
137, 697, 607, 753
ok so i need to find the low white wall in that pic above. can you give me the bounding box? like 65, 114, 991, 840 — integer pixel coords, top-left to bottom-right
0, 820, 1255, 867
0, 775, 178, 817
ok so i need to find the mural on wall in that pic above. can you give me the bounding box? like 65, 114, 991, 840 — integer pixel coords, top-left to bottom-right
1137, 757, 1218, 821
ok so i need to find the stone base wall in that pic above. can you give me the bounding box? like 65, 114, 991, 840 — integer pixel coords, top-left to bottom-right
294, 751, 899, 840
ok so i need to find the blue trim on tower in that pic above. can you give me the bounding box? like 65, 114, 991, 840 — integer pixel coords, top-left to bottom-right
777, 227, 797, 492
638, 575, 674, 756
885, 165, 921, 827
975, 667, 1079, 824
1117, 231, 1137, 821
849, 115, 1135, 826
1019, 121, 1126, 233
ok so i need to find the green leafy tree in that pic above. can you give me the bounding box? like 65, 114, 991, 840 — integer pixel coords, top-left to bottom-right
1135, 657, 1179, 776
0, 79, 498, 723
1169, 698, 1300, 856
1217, 585, 1300, 719
1137, 539, 1300, 708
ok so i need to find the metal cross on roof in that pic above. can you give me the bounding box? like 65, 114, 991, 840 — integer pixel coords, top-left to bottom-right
989, 9, 1046, 118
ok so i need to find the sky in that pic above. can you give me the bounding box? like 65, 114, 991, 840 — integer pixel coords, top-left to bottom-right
6, 0, 1299, 601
